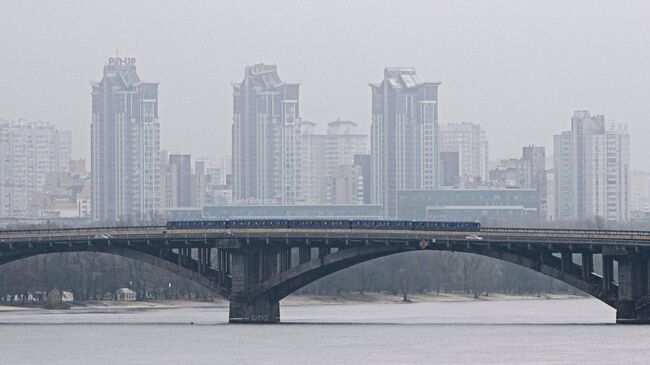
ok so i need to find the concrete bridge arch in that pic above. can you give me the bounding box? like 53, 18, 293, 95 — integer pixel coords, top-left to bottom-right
231, 242, 619, 323
2, 226, 650, 323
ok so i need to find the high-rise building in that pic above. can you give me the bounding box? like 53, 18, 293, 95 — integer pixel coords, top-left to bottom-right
220, 156, 232, 188
546, 169, 556, 221
554, 111, 629, 222
440, 151, 460, 187
168, 154, 192, 208
159, 150, 170, 212
597, 123, 630, 221
297, 121, 326, 204
371, 68, 440, 217
554, 130, 573, 220
522, 145, 547, 219
354, 154, 372, 204
488, 158, 524, 187
297, 120, 368, 204
232, 63, 300, 205
323, 120, 368, 172
630, 171, 650, 215
486, 146, 547, 221
324, 165, 365, 205
439, 122, 488, 186
0, 120, 71, 217
91, 57, 160, 223
192, 160, 210, 208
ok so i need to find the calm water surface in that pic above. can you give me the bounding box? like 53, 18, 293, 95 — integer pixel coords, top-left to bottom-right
0, 298, 647, 364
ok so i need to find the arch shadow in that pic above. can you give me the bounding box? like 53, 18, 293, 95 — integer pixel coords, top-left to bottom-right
0, 246, 230, 299
250, 245, 616, 308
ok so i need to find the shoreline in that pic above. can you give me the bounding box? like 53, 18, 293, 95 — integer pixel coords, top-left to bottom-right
0, 292, 584, 312
281, 292, 583, 306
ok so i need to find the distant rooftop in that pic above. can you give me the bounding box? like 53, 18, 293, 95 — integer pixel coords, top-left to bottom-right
327, 119, 357, 127
370, 67, 440, 89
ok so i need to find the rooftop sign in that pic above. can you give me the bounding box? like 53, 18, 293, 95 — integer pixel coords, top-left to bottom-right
108, 57, 136, 66
249, 63, 273, 76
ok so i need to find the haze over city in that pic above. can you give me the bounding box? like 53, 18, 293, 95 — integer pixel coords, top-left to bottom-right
2, 0, 650, 170
4, 2, 650, 364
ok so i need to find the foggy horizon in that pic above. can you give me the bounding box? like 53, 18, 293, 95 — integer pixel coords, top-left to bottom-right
4, 2, 650, 359
3, 0, 650, 170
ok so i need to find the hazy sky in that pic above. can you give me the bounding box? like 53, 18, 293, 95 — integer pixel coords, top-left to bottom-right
2, 0, 650, 170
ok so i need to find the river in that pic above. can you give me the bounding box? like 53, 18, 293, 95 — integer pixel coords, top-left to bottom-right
0, 298, 647, 364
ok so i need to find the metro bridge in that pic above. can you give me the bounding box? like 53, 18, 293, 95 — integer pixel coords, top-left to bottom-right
1, 224, 650, 323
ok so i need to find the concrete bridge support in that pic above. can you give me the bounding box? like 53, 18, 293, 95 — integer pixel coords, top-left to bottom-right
603, 256, 614, 292
581, 253, 593, 281
228, 248, 280, 323
616, 257, 650, 323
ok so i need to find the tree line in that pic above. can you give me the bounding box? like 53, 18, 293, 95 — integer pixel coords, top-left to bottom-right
0, 249, 574, 304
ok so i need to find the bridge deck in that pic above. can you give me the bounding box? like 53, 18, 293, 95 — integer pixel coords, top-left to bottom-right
1, 227, 650, 249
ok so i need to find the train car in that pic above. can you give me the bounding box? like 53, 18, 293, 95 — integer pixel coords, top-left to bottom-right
165, 219, 480, 232
462, 221, 481, 232
228, 219, 289, 229
351, 220, 412, 230
411, 220, 480, 232
349, 220, 377, 230
385, 220, 414, 230
166, 220, 229, 230
412, 220, 440, 231
205, 220, 229, 229
288, 219, 350, 229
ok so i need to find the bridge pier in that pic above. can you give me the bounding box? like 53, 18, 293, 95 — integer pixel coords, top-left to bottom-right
228, 249, 280, 323
581, 253, 593, 281
616, 257, 650, 324
560, 252, 572, 273
603, 256, 614, 292
299, 246, 311, 264
279, 248, 291, 271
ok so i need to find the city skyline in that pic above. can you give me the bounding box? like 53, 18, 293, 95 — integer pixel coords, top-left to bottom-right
0, 59, 638, 224
5, 57, 645, 169
3, 1, 650, 171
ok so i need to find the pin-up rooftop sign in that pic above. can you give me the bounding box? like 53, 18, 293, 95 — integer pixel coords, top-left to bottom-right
108, 57, 136, 66
249, 63, 274, 75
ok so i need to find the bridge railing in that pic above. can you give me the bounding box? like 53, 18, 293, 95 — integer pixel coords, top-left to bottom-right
482, 227, 650, 237
3, 224, 650, 242
0, 225, 164, 237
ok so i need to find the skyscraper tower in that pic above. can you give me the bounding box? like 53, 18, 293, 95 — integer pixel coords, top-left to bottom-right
370, 68, 440, 217
232, 63, 300, 204
91, 57, 160, 223
554, 111, 629, 222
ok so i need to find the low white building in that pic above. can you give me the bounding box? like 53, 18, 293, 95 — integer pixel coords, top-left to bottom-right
115, 288, 136, 301
62, 291, 74, 302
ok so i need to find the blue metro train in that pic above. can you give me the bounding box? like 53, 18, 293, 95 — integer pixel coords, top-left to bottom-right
165, 219, 480, 232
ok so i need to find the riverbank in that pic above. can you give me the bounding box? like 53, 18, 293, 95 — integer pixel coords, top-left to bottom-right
281, 292, 582, 306
0, 292, 582, 312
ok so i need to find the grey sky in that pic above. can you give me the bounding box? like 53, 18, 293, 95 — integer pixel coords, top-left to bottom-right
2, 0, 649, 169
